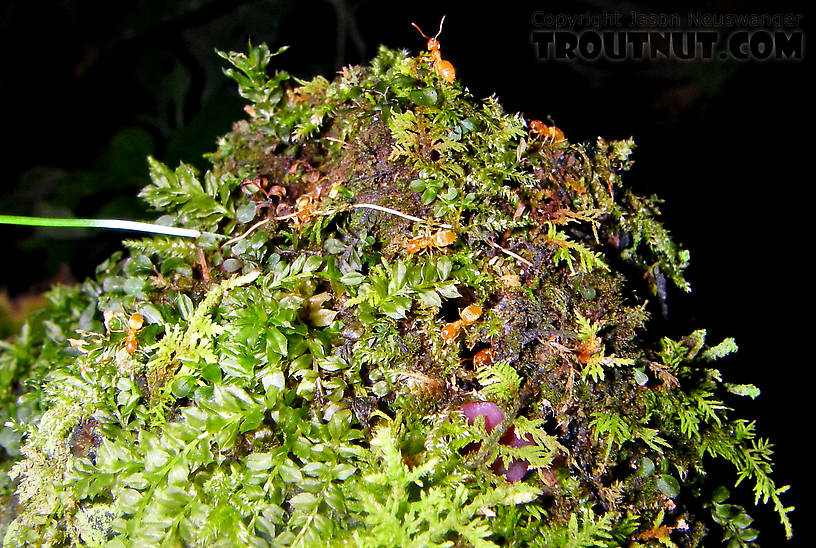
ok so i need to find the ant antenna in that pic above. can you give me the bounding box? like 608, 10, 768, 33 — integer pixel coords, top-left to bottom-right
435, 15, 446, 39
411, 21, 429, 40
411, 15, 447, 40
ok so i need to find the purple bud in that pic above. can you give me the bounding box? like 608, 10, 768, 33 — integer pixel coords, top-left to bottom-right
461, 403, 536, 482
499, 425, 535, 448
491, 458, 530, 482
461, 401, 505, 432
496, 425, 535, 482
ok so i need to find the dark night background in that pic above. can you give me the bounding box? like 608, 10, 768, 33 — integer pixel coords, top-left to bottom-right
0, 0, 810, 544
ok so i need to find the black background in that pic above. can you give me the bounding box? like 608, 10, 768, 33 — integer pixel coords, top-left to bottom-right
1, 0, 810, 544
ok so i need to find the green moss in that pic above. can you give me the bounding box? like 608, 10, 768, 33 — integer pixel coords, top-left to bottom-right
0, 40, 791, 547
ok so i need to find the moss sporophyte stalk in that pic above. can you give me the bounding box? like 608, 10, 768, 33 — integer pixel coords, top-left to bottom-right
0, 32, 792, 547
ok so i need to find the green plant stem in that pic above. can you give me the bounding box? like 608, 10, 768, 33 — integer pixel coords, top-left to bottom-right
0, 215, 204, 238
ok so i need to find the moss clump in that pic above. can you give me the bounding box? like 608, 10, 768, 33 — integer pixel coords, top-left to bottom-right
0, 41, 791, 547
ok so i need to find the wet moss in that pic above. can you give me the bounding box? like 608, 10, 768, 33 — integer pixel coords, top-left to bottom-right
0, 41, 791, 547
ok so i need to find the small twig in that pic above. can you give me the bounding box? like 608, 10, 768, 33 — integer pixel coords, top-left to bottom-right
221, 218, 272, 247
349, 203, 453, 228
273, 212, 301, 221
222, 201, 452, 249
489, 240, 533, 267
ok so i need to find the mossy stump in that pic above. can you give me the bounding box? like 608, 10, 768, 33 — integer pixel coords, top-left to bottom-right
0, 43, 791, 547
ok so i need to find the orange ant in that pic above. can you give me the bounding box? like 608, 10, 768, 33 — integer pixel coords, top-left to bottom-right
124, 313, 144, 354
293, 194, 316, 224
101, 308, 145, 355
406, 229, 456, 254
441, 304, 482, 342
289, 188, 325, 225
105, 306, 146, 355
529, 119, 566, 143
412, 16, 456, 83
472, 347, 495, 367
462, 346, 495, 367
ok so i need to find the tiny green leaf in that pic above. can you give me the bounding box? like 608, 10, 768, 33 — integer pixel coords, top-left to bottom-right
657, 475, 680, 498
